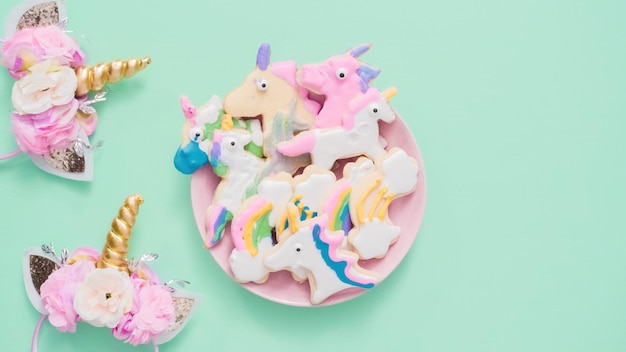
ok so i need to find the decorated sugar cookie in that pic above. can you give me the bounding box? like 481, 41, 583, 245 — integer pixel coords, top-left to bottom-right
277, 87, 397, 170
348, 148, 419, 259
24, 195, 201, 350
297, 43, 380, 129
224, 43, 318, 173
265, 213, 378, 305
0, 0, 151, 181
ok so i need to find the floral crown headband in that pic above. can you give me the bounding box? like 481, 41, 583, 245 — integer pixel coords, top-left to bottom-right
1, 0, 151, 181
24, 194, 201, 351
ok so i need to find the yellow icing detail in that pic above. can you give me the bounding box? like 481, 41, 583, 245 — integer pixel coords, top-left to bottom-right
357, 179, 381, 225
287, 206, 299, 233
276, 212, 287, 237
244, 202, 273, 257
377, 192, 394, 221
221, 114, 234, 130
368, 187, 388, 222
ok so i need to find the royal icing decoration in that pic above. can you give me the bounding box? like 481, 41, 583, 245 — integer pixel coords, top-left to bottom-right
1, 0, 151, 181
24, 195, 201, 351
175, 43, 423, 305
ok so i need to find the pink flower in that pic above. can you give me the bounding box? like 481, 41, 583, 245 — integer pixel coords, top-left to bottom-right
2, 25, 85, 79
11, 99, 79, 154
113, 277, 174, 345
73, 268, 134, 328
39, 260, 95, 333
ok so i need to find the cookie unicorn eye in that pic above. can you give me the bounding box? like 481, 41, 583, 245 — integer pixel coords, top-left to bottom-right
188, 127, 204, 142
335, 68, 348, 79
368, 103, 380, 116
256, 78, 269, 91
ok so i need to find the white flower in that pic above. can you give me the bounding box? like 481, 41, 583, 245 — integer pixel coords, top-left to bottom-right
12, 59, 77, 115
73, 268, 134, 328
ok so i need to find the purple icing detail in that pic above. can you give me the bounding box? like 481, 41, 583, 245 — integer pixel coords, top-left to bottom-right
256, 43, 271, 71
210, 141, 221, 168
357, 65, 381, 93
350, 44, 371, 58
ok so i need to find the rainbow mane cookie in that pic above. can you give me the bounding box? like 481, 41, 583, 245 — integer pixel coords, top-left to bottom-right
0, 0, 151, 181
24, 195, 201, 350
174, 43, 424, 305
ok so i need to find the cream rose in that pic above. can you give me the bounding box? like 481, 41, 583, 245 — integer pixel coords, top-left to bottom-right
73, 268, 134, 328
12, 59, 77, 115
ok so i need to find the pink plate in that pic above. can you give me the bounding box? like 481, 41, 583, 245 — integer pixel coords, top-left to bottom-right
190, 115, 427, 306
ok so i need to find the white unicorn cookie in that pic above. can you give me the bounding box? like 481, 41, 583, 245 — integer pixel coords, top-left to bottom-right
277, 87, 397, 170
264, 213, 379, 304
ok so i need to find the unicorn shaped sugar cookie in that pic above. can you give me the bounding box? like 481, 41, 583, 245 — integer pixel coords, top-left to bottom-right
277, 87, 398, 170
23, 194, 201, 351
297, 43, 380, 129
1, 0, 151, 181
224, 43, 319, 173
203, 119, 267, 247
265, 213, 379, 305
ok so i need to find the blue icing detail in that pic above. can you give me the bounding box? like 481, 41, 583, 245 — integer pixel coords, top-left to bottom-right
311, 225, 374, 289
174, 141, 208, 174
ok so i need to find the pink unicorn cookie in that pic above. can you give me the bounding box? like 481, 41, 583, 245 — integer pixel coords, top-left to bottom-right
277, 87, 398, 170
297, 43, 380, 129
348, 148, 419, 259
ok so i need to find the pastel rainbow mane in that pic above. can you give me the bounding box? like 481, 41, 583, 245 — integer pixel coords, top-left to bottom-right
323, 182, 352, 235
310, 222, 375, 289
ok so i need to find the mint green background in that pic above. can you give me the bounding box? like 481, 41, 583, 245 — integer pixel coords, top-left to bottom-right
1, 0, 625, 351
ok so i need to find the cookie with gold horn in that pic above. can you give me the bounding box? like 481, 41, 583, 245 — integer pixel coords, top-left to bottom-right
0, 0, 152, 181
22, 194, 202, 349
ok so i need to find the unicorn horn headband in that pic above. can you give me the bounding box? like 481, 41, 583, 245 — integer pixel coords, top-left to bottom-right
0, 0, 151, 181
23, 195, 201, 351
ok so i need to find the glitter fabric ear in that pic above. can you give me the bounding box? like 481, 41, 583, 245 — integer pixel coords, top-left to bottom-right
16, 1, 59, 31
29, 254, 60, 295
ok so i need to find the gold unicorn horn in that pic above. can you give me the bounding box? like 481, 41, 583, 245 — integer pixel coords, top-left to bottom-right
75, 57, 152, 97
96, 194, 144, 273
382, 87, 398, 101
